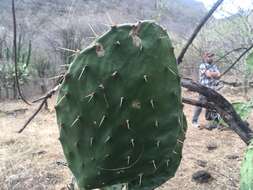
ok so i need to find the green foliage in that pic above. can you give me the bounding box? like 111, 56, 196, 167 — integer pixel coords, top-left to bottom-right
240, 140, 253, 190
32, 55, 54, 78
232, 100, 253, 120
56, 21, 187, 190
0, 38, 32, 96
216, 100, 253, 128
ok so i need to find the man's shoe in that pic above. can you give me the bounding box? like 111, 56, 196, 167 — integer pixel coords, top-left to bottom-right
205, 124, 217, 130
192, 122, 200, 128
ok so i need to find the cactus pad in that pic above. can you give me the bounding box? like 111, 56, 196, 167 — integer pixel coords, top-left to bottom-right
56, 21, 187, 190
240, 140, 253, 190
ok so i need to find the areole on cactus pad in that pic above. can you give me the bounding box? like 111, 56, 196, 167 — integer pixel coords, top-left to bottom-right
55, 21, 187, 190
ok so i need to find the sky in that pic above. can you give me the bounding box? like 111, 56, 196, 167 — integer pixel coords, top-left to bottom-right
196, 0, 253, 18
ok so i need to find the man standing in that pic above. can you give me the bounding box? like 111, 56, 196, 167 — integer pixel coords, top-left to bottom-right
192, 52, 221, 128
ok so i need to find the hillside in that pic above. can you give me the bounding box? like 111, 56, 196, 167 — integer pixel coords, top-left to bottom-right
0, 0, 207, 36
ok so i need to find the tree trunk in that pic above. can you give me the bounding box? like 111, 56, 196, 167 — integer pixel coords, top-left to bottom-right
5, 86, 9, 99
40, 80, 49, 110
13, 78, 17, 99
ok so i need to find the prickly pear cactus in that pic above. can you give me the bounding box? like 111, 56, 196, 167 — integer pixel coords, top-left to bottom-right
56, 21, 187, 190
240, 140, 253, 190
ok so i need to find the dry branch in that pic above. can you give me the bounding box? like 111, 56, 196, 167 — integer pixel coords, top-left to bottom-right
220, 43, 253, 78
181, 78, 253, 145
18, 85, 59, 133
215, 47, 247, 63
177, 0, 224, 64
12, 0, 31, 105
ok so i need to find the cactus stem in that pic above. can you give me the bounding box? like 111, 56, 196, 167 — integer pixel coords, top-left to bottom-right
120, 97, 124, 107
126, 120, 130, 129
71, 116, 80, 127
166, 159, 170, 167
138, 173, 143, 186
156, 140, 160, 148
78, 65, 87, 80
104, 136, 111, 143
85, 92, 95, 103
143, 75, 148, 82
127, 156, 130, 165
103, 93, 109, 108
131, 139, 135, 147
155, 120, 159, 128
90, 137, 94, 146
152, 160, 157, 170
99, 115, 106, 127
150, 99, 155, 110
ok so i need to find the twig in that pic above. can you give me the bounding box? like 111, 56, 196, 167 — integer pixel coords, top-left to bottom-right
18, 98, 47, 133
12, 0, 31, 105
181, 78, 253, 145
32, 85, 59, 103
220, 43, 253, 78
177, 0, 224, 64
214, 47, 247, 63
18, 85, 60, 133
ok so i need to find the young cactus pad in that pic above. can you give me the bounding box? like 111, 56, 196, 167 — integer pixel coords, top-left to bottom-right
240, 140, 253, 190
56, 21, 187, 190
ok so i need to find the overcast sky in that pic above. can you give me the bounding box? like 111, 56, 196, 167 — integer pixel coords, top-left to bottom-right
196, 0, 253, 18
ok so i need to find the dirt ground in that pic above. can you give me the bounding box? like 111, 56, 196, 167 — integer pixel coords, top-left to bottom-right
0, 91, 251, 190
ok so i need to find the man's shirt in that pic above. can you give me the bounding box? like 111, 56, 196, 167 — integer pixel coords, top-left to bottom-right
199, 63, 219, 89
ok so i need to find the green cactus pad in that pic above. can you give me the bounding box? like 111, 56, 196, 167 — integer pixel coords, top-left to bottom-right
56, 21, 187, 190
240, 140, 253, 190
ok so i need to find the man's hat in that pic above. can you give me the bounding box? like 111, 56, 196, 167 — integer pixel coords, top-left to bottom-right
203, 52, 215, 58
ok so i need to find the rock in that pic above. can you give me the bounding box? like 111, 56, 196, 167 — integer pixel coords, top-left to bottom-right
192, 170, 212, 183
226, 154, 239, 160
196, 160, 207, 167
32, 150, 47, 156
207, 143, 218, 150
55, 160, 67, 167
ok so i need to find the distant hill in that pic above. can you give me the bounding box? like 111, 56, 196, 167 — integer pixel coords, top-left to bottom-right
0, 0, 207, 36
